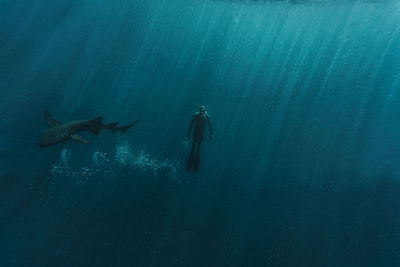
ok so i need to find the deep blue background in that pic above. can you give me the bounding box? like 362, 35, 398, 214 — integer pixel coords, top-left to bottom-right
1, 0, 400, 266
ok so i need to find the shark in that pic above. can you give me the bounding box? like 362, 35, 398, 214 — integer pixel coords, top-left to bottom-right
37, 110, 139, 148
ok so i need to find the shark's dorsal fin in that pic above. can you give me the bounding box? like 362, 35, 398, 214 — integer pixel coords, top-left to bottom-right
44, 110, 61, 128
70, 135, 91, 144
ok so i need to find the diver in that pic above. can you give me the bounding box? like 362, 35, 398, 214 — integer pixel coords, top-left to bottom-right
186, 105, 213, 172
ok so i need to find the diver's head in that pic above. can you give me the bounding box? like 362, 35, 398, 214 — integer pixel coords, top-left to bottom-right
199, 105, 206, 114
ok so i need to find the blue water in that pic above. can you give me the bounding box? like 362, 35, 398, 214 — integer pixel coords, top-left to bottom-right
1, 0, 400, 266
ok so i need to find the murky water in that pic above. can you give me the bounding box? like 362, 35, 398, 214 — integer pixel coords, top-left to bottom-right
1, 0, 400, 266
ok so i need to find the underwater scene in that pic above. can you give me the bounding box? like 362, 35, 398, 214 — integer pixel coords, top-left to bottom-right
1, 0, 400, 266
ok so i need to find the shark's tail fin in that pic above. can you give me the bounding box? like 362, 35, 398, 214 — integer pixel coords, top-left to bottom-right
87, 116, 103, 135
102, 122, 118, 132
116, 120, 139, 133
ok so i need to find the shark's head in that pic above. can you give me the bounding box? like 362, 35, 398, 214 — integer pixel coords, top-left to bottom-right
37, 137, 50, 147
37, 133, 53, 147
37, 128, 68, 147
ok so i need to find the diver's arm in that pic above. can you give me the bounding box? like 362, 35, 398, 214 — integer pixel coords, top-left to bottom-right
188, 117, 195, 139
207, 116, 213, 139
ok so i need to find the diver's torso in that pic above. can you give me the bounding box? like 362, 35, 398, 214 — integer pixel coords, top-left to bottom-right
193, 113, 208, 134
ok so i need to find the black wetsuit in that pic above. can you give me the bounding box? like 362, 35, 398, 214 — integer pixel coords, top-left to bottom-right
186, 111, 213, 172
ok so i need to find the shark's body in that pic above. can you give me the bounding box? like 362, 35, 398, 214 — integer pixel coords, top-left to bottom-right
37, 111, 139, 148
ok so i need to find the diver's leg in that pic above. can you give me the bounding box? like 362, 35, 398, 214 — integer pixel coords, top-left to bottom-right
196, 139, 202, 154
191, 139, 197, 155
186, 139, 197, 171
193, 138, 202, 172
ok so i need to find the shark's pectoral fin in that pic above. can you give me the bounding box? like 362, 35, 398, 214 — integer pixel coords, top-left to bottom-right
70, 135, 91, 145
44, 110, 61, 128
